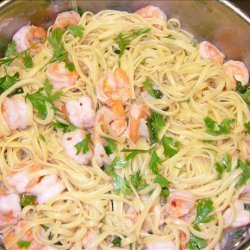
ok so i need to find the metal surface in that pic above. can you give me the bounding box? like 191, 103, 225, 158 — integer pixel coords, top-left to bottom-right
0, 0, 249, 249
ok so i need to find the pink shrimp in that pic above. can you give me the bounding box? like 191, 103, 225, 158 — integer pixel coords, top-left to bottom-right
223, 200, 250, 228
135, 5, 167, 21
199, 41, 225, 64
53, 11, 81, 29
46, 62, 79, 89
96, 68, 132, 106
2, 96, 32, 133
165, 190, 195, 218
0, 191, 21, 227
13, 25, 46, 55
64, 95, 96, 129
223, 60, 249, 89
240, 181, 250, 199
143, 240, 176, 250
128, 104, 150, 143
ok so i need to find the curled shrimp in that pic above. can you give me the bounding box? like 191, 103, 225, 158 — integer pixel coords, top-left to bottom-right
223, 60, 249, 89
240, 181, 250, 199
96, 68, 132, 106
223, 200, 250, 228
128, 104, 149, 143
165, 190, 195, 218
62, 129, 93, 165
13, 25, 46, 55
46, 62, 79, 89
64, 95, 96, 129
3, 220, 57, 250
2, 96, 32, 132
96, 101, 127, 136
53, 11, 81, 29
199, 41, 225, 64
143, 240, 176, 250
0, 191, 21, 227
135, 5, 167, 21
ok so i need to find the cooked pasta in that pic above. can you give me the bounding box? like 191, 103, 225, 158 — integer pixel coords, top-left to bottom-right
0, 5, 249, 250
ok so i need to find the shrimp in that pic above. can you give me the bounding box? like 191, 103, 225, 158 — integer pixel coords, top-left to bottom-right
165, 190, 195, 218
2, 96, 32, 132
62, 129, 93, 165
0, 191, 21, 227
64, 95, 96, 129
241, 181, 250, 199
143, 240, 176, 250
96, 101, 127, 136
53, 11, 81, 29
223, 200, 250, 228
128, 104, 150, 143
13, 25, 46, 55
135, 5, 167, 21
223, 60, 249, 89
3, 220, 57, 250
46, 62, 79, 89
199, 41, 225, 64
96, 68, 132, 106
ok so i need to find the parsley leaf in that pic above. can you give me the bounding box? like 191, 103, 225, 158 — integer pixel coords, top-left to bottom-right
104, 138, 117, 155
74, 133, 91, 154
166, 34, 175, 39
143, 79, 163, 99
0, 72, 20, 95
194, 198, 215, 225
162, 136, 181, 158
23, 52, 33, 68
17, 241, 31, 249
187, 234, 206, 250
116, 28, 151, 57
112, 173, 131, 195
244, 122, 250, 134
155, 174, 170, 201
215, 154, 231, 178
21, 194, 36, 208
149, 149, 162, 174
52, 121, 76, 133
130, 171, 147, 191
5, 41, 18, 58
236, 160, 250, 187
204, 116, 235, 136
38, 134, 46, 142
112, 236, 122, 246
146, 112, 166, 144
67, 25, 84, 38
235, 81, 250, 105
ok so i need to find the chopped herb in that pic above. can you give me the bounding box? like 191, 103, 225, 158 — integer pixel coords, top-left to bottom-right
52, 121, 76, 133
149, 149, 162, 174
203, 140, 212, 144
26, 80, 62, 119
112, 173, 131, 195
75, 6, 84, 16
121, 148, 151, 153
67, 25, 84, 38
65, 62, 75, 71
0, 72, 20, 95
204, 116, 235, 136
17, 241, 31, 249
162, 136, 181, 158
143, 79, 163, 99
235, 81, 250, 106
155, 174, 170, 201
23, 52, 33, 68
104, 138, 117, 155
38, 134, 46, 142
74, 133, 91, 154
236, 160, 250, 187
165, 34, 175, 39
116, 28, 151, 57
5, 41, 18, 58
112, 236, 122, 246
146, 112, 166, 144
194, 198, 215, 225
21, 194, 36, 208
130, 171, 147, 191
215, 154, 231, 178
187, 234, 206, 250
244, 122, 250, 134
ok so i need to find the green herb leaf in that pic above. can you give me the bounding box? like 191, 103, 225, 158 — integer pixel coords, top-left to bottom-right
236, 160, 250, 187
235, 81, 250, 106
215, 154, 231, 178
67, 25, 84, 38
21, 194, 36, 208
0, 72, 20, 95
165, 34, 175, 39
112, 173, 131, 195
149, 149, 162, 174
121, 148, 150, 153
187, 234, 206, 250
112, 236, 122, 246
104, 138, 117, 155
130, 171, 147, 191
74, 133, 91, 155
52, 121, 76, 133
23, 52, 33, 68
162, 136, 181, 158
143, 79, 163, 99
155, 174, 170, 187
244, 122, 250, 134
204, 116, 235, 136
65, 62, 75, 71
5, 41, 18, 58
75, 6, 84, 16
116, 28, 151, 57
17, 241, 31, 249
38, 134, 46, 142
194, 198, 215, 225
